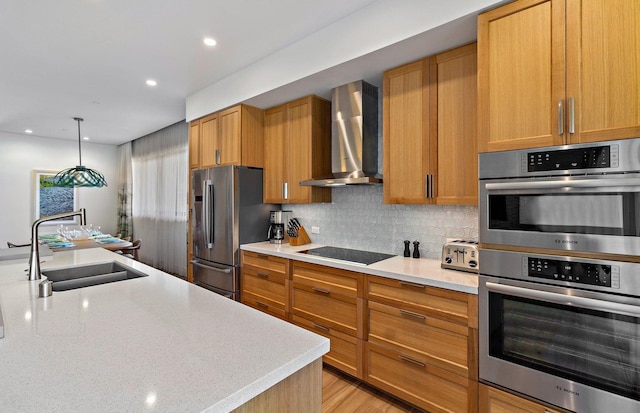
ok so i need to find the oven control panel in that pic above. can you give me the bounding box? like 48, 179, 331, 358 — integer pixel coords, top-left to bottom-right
523, 144, 618, 172
524, 257, 620, 288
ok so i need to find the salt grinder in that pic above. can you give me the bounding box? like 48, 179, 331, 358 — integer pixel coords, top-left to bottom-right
412, 241, 420, 259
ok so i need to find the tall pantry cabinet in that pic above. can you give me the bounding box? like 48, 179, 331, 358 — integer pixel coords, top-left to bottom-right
478, 0, 640, 152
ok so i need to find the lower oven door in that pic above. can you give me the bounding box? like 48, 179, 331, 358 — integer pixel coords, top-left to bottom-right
191, 258, 239, 301
479, 276, 640, 413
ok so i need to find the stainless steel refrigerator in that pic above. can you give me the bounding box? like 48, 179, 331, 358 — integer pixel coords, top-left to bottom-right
191, 166, 274, 300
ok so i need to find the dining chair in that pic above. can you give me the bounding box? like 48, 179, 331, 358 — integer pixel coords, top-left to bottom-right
121, 239, 141, 260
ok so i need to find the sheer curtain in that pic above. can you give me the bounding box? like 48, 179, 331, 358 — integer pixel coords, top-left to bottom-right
117, 142, 133, 240
131, 121, 188, 277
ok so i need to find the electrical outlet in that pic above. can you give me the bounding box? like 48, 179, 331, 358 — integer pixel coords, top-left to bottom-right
311, 226, 320, 234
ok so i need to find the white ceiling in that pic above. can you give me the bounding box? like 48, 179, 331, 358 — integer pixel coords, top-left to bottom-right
0, 0, 507, 146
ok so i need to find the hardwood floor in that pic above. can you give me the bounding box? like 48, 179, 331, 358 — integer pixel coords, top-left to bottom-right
322, 365, 424, 413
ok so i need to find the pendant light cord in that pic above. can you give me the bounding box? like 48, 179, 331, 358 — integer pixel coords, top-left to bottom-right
74, 117, 84, 166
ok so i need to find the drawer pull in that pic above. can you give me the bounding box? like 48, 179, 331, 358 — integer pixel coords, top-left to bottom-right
255, 301, 269, 308
257, 253, 269, 259
311, 287, 330, 294
312, 322, 330, 332
399, 309, 426, 320
256, 272, 269, 278
399, 281, 425, 289
399, 354, 426, 367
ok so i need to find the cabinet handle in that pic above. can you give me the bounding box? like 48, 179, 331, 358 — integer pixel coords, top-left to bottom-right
568, 96, 575, 134
255, 301, 269, 308
399, 281, 425, 289
311, 286, 330, 294
215, 149, 221, 165
283, 182, 288, 200
399, 354, 426, 367
256, 272, 269, 278
312, 322, 330, 332
424, 174, 434, 199
558, 100, 564, 135
400, 309, 426, 320
257, 253, 269, 259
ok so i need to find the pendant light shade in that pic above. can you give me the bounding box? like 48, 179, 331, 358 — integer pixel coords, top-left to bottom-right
53, 117, 108, 188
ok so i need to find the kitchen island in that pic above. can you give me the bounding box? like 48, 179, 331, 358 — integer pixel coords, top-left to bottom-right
0, 248, 329, 412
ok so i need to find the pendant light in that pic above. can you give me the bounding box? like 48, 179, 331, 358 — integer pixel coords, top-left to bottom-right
52, 117, 108, 187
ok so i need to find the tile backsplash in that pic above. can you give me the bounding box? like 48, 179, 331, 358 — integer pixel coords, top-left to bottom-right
287, 185, 478, 259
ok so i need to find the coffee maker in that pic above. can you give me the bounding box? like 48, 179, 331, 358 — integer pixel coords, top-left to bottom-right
268, 210, 291, 244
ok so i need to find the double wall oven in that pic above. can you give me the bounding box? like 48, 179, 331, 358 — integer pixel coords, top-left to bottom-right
479, 139, 640, 413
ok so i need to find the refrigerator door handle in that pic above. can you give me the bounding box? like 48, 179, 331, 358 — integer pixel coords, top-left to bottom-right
202, 179, 214, 248
190, 259, 232, 274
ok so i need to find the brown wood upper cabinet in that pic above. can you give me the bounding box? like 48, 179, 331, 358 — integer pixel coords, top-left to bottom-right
478, 0, 640, 152
383, 43, 478, 205
263, 95, 332, 204
188, 104, 264, 169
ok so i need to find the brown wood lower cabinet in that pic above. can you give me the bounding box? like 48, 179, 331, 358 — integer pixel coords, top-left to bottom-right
240, 251, 288, 320
478, 384, 566, 413
365, 274, 478, 412
292, 314, 363, 378
290, 261, 364, 378
366, 342, 477, 413
239, 253, 479, 411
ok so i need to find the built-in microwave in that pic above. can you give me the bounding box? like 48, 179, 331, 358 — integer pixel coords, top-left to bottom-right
479, 138, 640, 258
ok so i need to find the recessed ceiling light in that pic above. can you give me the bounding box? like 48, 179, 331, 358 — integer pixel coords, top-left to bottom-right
146, 79, 157, 86
203, 37, 217, 47
83, 136, 90, 141
25, 129, 33, 134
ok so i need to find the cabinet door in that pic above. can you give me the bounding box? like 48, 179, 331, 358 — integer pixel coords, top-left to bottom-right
263, 105, 287, 203
189, 120, 200, 169
567, 0, 640, 143
478, 0, 566, 152
434, 43, 478, 205
383, 59, 434, 204
218, 106, 241, 165
286, 98, 313, 203
200, 113, 219, 168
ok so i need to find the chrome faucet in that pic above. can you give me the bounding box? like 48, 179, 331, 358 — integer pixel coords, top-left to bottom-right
28, 208, 86, 281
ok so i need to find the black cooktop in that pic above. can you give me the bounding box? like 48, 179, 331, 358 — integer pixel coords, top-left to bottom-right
298, 246, 395, 266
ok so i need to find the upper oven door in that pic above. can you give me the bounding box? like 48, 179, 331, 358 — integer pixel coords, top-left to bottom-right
479, 173, 640, 256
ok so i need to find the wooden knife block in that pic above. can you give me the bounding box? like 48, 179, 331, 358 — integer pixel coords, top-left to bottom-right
289, 226, 311, 246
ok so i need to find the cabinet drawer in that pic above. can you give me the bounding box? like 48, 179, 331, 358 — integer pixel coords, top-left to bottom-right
366, 275, 478, 328
291, 282, 363, 338
241, 251, 287, 278
292, 314, 363, 379
368, 300, 474, 378
241, 290, 287, 320
292, 261, 362, 297
366, 342, 476, 413
241, 268, 286, 307
479, 383, 566, 413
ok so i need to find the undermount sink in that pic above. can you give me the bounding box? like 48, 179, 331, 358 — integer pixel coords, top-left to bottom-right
41, 261, 148, 291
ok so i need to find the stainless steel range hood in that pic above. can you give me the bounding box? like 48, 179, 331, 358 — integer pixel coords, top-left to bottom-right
300, 80, 381, 187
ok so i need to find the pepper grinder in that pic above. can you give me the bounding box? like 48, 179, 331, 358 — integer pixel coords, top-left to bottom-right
403, 240, 411, 257
412, 241, 420, 258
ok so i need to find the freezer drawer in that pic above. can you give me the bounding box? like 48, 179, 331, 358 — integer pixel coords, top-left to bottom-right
191, 258, 238, 300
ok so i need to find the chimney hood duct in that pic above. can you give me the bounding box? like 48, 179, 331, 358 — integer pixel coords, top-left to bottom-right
300, 80, 381, 187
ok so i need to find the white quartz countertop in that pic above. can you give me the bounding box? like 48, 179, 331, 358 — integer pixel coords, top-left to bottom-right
0, 248, 328, 412
241, 242, 479, 295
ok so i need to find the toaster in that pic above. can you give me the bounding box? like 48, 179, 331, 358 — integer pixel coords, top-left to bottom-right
441, 240, 479, 273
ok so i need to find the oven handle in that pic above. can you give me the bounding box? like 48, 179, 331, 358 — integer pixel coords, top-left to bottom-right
486, 282, 640, 318
485, 178, 640, 191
